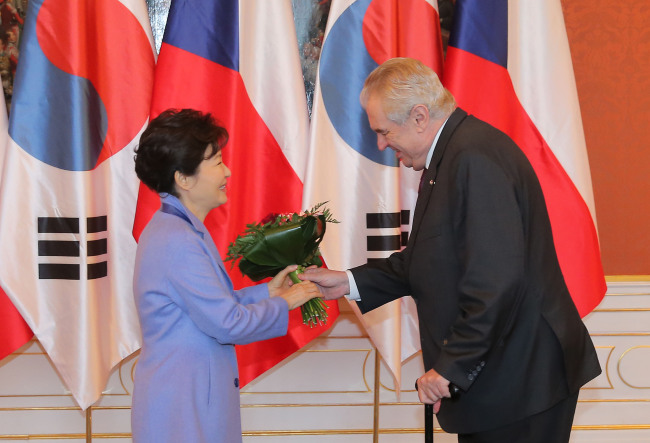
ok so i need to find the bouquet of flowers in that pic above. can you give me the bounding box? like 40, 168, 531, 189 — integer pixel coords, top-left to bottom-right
225, 202, 339, 327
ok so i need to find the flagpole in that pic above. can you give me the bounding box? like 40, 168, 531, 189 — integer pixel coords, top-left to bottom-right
373, 348, 380, 443
85, 406, 92, 442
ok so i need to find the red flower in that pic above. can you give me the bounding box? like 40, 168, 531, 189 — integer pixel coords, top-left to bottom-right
260, 212, 280, 225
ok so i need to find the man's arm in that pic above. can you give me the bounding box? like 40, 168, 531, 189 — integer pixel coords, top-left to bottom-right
299, 268, 350, 300
349, 253, 411, 313
301, 253, 411, 312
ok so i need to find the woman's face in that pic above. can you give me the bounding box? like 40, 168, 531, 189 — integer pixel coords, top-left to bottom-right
180, 146, 231, 219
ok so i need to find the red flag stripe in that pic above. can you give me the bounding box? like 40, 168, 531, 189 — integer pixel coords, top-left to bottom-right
0, 287, 32, 361
444, 45, 605, 317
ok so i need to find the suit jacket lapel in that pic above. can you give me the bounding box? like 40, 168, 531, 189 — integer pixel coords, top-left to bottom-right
409, 108, 468, 246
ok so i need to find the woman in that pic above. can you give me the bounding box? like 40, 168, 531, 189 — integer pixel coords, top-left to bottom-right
131, 109, 321, 442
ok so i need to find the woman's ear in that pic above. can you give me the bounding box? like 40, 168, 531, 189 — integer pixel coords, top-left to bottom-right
174, 170, 193, 191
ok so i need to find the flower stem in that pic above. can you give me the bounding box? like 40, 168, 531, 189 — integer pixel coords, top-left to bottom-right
288, 266, 328, 327
288, 265, 305, 284
302, 297, 328, 327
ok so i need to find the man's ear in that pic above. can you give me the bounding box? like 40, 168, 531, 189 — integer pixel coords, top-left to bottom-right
411, 104, 430, 131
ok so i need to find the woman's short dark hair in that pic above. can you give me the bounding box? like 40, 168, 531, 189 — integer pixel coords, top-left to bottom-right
134, 109, 229, 197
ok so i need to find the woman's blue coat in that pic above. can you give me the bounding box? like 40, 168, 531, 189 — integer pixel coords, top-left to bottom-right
131, 195, 289, 442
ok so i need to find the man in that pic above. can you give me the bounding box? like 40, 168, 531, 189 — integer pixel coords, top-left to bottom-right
302, 58, 601, 442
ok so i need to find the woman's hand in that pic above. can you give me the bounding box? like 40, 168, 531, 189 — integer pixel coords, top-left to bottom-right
274, 281, 322, 310
268, 265, 298, 293
269, 265, 322, 310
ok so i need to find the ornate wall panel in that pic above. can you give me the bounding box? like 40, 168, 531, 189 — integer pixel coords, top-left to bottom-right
1, 281, 649, 442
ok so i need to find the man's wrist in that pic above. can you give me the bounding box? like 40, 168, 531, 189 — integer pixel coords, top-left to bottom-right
344, 270, 360, 301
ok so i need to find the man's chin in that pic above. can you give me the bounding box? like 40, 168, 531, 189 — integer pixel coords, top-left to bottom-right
403, 161, 422, 171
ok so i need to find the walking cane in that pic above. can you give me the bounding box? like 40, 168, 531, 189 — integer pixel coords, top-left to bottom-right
424, 402, 434, 443
415, 379, 435, 443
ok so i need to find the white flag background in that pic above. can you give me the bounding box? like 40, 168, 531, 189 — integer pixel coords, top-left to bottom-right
303, 0, 444, 393
508, 1, 597, 220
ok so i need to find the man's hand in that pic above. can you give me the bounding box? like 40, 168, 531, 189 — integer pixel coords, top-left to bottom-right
416, 368, 451, 414
299, 268, 350, 300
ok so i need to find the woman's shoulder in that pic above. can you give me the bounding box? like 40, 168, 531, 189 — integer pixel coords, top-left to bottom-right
139, 211, 204, 256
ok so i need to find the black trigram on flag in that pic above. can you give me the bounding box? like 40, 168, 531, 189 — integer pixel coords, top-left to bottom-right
37, 216, 108, 280
366, 210, 410, 263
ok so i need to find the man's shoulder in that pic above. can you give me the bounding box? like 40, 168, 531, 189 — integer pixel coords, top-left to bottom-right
447, 111, 518, 149
455, 112, 504, 136
443, 114, 535, 176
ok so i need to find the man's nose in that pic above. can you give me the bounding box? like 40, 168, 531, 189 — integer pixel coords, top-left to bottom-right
377, 135, 388, 151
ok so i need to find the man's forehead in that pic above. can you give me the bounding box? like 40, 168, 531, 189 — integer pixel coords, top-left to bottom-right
366, 97, 386, 121
366, 110, 387, 133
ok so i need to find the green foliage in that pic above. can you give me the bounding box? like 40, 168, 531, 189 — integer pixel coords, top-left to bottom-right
224, 203, 339, 327
225, 202, 338, 270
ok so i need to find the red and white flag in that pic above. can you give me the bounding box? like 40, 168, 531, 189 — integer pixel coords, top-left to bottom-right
132, 0, 339, 386
0, 0, 155, 409
443, 0, 605, 316
303, 0, 444, 391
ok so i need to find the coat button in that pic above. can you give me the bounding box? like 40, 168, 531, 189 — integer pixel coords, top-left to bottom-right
468, 374, 474, 381
234, 378, 239, 388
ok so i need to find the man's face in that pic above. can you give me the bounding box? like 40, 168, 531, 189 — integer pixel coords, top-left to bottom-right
365, 94, 428, 171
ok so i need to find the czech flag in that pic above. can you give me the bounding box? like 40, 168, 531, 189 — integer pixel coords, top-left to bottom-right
443, 0, 606, 316
132, 0, 339, 387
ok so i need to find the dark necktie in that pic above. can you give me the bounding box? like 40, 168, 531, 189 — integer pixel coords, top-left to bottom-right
419, 168, 428, 192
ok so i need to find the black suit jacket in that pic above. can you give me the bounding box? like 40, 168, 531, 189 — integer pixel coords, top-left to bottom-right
351, 108, 601, 433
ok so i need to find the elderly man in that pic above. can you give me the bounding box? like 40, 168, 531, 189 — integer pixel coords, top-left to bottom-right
303, 57, 600, 443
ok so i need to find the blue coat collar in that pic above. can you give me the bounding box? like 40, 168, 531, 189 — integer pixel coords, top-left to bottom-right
160, 194, 207, 240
